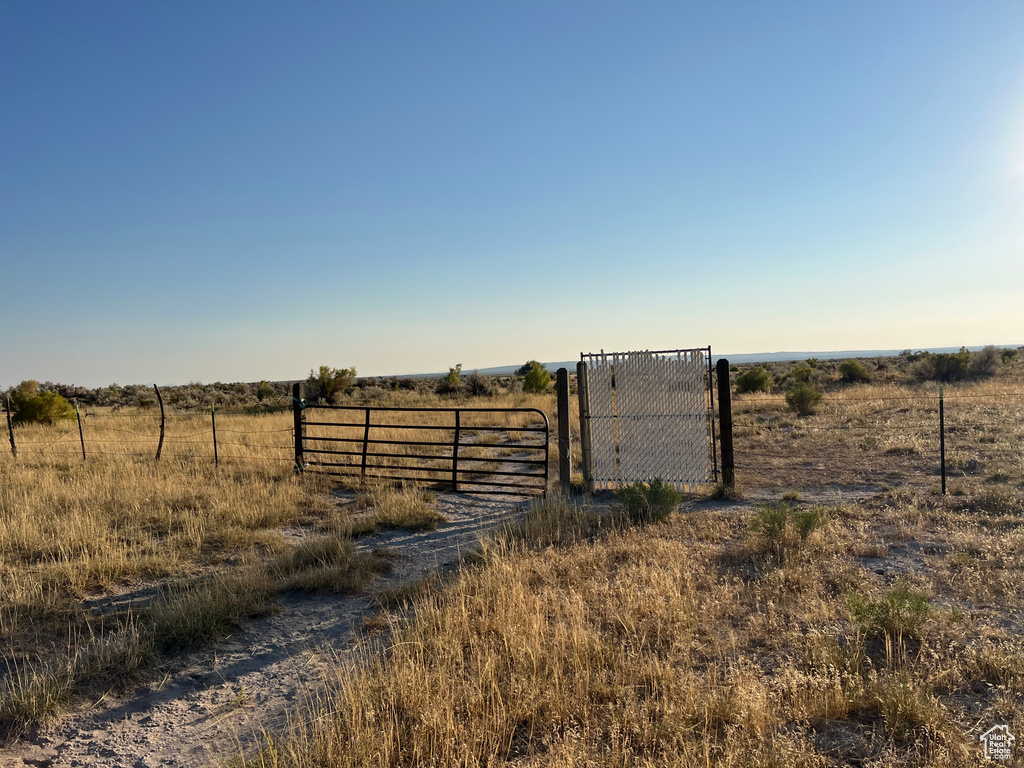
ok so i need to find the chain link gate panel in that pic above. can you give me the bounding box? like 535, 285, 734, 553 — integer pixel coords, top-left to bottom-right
579, 348, 716, 492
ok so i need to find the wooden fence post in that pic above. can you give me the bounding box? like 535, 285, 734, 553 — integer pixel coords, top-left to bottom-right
576, 361, 592, 493
6, 396, 17, 458
939, 386, 946, 495
715, 359, 735, 490
75, 400, 86, 460
211, 404, 218, 467
556, 368, 571, 493
292, 382, 304, 472
154, 385, 165, 461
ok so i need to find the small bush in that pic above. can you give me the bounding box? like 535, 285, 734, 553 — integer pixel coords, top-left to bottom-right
465, 370, 493, 396
521, 361, 552, 393
734, 367, 772, 394
914, 348, 969, 382
616, 479, 683, 524
969, 345, 1000, 378
256, 381, 276, 402
307, 365, 356, 403
785, 381, 822, 416
791, 364, 812, 383
435, 364, 464, 396
748, 500, 828, 561
8, 381, 75, 425
749, 502, 790, 558
791, 506, 827, 541
839, 360, 871, 384
848, 579, 932, 642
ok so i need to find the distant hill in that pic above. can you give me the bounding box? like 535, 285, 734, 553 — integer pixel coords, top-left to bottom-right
391, 345, 1021, 378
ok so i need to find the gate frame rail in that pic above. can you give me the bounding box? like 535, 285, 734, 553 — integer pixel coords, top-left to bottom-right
292, 384, 549, 497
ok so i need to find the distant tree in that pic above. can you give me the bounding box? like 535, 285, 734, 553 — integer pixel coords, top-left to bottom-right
516, 360, 541, 377
8, 380, 75, 424
306, 366, 356, 403
436, 364, 464, 396
256, 381, 276, 402
522, 361, 552, 393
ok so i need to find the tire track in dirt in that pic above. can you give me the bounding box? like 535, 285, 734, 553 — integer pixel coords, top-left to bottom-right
2, 492, 532, 768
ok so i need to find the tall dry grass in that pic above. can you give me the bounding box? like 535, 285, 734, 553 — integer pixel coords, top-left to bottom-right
0, 392, 562, 738
246, 489, 1024, 767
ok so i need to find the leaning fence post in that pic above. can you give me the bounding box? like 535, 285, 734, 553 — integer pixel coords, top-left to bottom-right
292, 382, 304, 472
716, 359, 735, 490
576, 360, 593, 493
939, 386, 946, 496
5, 396, 16, 458
211, 403, 218, 467
556, 368, 571, 493
75, 400, 86, 461
154, 385, 165, 461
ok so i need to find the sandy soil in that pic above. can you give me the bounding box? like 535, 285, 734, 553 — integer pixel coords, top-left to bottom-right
2, 491, 531, 768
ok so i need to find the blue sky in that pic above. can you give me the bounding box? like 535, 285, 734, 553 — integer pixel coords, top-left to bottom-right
2, 2, 1023, 387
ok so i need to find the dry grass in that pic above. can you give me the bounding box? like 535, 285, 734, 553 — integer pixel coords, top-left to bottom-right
236, 374, 1024, 768
731, 379, 1024, 503
0, 390, 563, 739
243, 489, 1023, 767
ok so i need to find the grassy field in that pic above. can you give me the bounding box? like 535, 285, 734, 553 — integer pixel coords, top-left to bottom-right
0, 392, 557, 740
3, 366, 1023, 764
240, 367, 1022, 767
248, 492, 1023, 767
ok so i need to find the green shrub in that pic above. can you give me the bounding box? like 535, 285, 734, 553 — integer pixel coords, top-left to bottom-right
256, 381, 276, 402
616, 479, 683, 524
969, 345, 1000, 378
791, 364, 812, 383
436, 364, 464, 396
748, 500, 828, 561
785, 382, 822, 416
307, 365, 356, 403
914, 348, 969, 382
791, 506, 827, 541
8, 381, 75, 425
848, 579, 932, 641
734, 367, 772, 394
749, 502, 790, 557
839, 360, 871, 384
521, 361, 552, 393
465, 370, 493, 396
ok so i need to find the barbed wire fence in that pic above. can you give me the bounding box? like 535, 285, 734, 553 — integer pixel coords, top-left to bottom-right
728, 389, 1024, 497
2, 400, 298, 468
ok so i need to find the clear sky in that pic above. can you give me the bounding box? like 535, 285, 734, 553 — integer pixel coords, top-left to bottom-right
2, 2, 1023, 388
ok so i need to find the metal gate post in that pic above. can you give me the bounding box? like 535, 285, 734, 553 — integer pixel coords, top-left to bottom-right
715, 359, 734, 490
576, 360, 593, 493
451, 410, 461, 492
556, 368, 571, 493
292, 382, 304, 472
